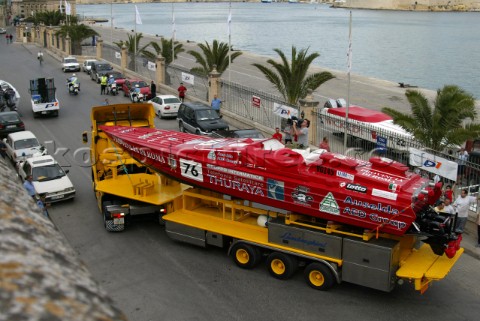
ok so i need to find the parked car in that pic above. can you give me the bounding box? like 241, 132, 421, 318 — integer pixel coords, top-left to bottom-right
210, 129, 265, 139
0, 28, 6, 34
82, 59, 97, 74
90, 61, 113, 83
0, 111, 25, 138
148, 94, 181, 118
122, 79, 151, 101
61, 56, 80, 72
324, 98, 347, 108
18, 155, 76, 203
2, 130, 47, 164
177, 102, 229, 135
105, 71, 126, 89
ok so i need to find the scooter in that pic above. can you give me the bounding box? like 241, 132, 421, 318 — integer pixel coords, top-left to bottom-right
68, 82, 79, 95
109, 83, 118, 96
0, 89, 17, 111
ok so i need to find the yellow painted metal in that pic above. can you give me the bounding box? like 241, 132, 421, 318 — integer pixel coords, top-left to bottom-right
308, 270, 325, 287
396, 243, 464, 291
164, 189, 344, 266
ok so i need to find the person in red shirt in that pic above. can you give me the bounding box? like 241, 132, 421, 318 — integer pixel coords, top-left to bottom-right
272, 127, 282, 142
319, 136, 330, 152
444, 184, 454, 202
177, 82, 187, 102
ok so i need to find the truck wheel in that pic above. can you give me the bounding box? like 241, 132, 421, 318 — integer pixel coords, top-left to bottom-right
231, 243, 262, 269
102, 201, 125, 232
266, 252, 298, 280
33, 111, 39, 118
304, 262, 335, 291
53, 110, 59, 117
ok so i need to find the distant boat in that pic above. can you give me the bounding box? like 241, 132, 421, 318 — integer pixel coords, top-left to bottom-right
261, 0, 273, 3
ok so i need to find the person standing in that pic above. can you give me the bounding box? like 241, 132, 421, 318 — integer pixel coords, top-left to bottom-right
211, 94, 222, 115
444, 184, 455, 203
36, 194, 49, 219
319, 136, 331, 152
443, 198, 455, 215
177, 82, 187, 102
272, 127, 282, 142
23, 175, 36, 199
452, 189, 478, 233
0, 140, 7, 158
100, 74, 108, 95
37, 51, 44, 64
293, 119, 309, 149
457, 148, 468, 182
150, 80, 157, 99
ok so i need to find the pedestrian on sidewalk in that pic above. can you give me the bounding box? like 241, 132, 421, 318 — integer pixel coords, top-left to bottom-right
150, 80, 156, 99
453, 189, 478, 233
23, 175, 36, 199
177, 82, 187, 102
211, 94, 222, 115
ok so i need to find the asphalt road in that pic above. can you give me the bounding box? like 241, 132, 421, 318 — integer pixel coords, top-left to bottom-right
1, 39, 480, 321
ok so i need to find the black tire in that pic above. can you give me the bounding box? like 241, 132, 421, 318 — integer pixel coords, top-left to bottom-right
230, 243, 262, 269
102, 201, 125, 232
266, 252, 298, 280
303, 262, 335, 291
33, 111, 39, 118
179, 122, 186, 133
53, 110, 59, 117
195, 129, 201, 135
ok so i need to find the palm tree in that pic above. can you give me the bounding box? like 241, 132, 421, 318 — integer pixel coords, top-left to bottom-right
187, 40, 242, 76
114, 33, 151, 71
252, 46, 334, 105
32, 10, 77, 26
142, 38, 184, 65
56, 24, 98, 55
382, 85, 480, 151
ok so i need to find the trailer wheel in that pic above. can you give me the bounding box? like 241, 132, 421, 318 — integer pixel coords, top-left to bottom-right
304, 262, 335, 291
102, 201, 125, 232
231, 243, 262, 269
267, 252, 298, 280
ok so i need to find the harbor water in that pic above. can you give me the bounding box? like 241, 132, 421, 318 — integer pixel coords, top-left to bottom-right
77, 2, 480, 97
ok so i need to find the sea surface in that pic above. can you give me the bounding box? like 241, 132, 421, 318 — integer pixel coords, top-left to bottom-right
77, 2, 480, 97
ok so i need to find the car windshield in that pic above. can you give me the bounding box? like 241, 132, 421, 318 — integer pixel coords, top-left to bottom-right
14, 138, 40, 149
164, 98, 181, 104
0, 114, 20, 122
32, 164, 65, 182
132, 81, 148, 88
196, 109, 219, 120
111, 73, 124, 79
97, 64, 112, 71
64, 59, 77, 63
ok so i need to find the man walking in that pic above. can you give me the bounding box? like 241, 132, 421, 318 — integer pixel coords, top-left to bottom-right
211, 94, 222, 115
177, 82, 187, 102
23, 175, 36, 199
150, 80, 157, 99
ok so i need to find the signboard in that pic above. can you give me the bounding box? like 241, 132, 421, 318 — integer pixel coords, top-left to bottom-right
409, 147, 458, 181
252, 95, 261, 108
376, 136, 387, 154
115, 52, 121, 59
273, 103, 298, 119
181, 72, 194, 85
147, 61, 156, 71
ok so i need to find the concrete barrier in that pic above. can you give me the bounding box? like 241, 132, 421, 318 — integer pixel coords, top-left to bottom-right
0, 158, 127, 320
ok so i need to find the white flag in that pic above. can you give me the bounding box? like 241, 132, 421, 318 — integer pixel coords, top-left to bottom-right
227, 11, 232, 37
135, 5, 142, 25
65, 0, 71, 16
59, 0, 63, 14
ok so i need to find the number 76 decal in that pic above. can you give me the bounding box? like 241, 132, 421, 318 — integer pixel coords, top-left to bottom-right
180, 158, 204, 182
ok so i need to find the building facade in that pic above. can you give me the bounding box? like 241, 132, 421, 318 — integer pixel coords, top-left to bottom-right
10, 0, 76, 19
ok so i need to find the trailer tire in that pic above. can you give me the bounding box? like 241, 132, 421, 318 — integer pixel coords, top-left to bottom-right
102, 201, 125, 232
304, 262, 335, 291
231, 243, 262, 269
267, 252, 298, 280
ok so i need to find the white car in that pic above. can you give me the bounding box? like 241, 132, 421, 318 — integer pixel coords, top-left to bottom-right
18, 155, 75, 203
148, 95, 182, 118
0, 28, 6, 34
3, 130, 47, 164
82, 59, 97, 74
62, 56, 80, 72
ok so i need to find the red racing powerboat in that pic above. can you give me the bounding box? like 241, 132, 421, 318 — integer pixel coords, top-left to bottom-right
100, 125, 460, 256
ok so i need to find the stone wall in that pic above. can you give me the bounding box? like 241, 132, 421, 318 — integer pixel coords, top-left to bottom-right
335, 0, 480, 11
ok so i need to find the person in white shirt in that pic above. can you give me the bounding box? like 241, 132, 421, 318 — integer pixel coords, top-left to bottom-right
443, 198, 455, 215
453, 189, 478, 233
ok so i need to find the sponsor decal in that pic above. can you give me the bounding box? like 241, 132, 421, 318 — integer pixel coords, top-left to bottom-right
279, 232, 327, 249
423, 159, 442, 169
267, 178, 285, 201
359, 168, 404, 183
345, 183, 367, 193
339, 182, 346, 188
206, 164, 263, 181
319, 192, 340, 215
369, 214, 406, 230
336, 170, 354, 181
371, 188, 398, 201
207, 174, 265, 196
207, 150, 216, 161
388, 183, 399, 192
291, 186, 314, 206
317, 166, 335, 176
344, 196, 399, 215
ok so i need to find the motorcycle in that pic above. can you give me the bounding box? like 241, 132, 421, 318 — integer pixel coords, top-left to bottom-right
0, 88, 17, 112
108, 83, 118, 96
68, 82, 79, 95
131, 91, 145, 103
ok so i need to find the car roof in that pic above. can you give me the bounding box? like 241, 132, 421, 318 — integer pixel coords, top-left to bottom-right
8, 130, 36, 140
27, 155, 56, 167
153, 95, 179, 99
182, 102, 211, 110
0, 111, 21, 118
